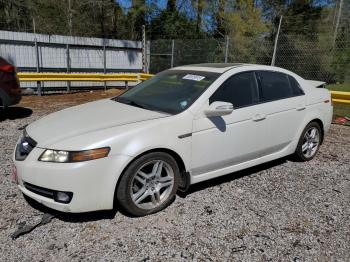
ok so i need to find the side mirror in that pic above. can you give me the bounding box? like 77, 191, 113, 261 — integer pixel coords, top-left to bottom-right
204, 101, 233, 117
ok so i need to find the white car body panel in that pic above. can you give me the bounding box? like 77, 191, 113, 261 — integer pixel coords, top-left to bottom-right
13, 64, 333, 212
27, 99, 170, 148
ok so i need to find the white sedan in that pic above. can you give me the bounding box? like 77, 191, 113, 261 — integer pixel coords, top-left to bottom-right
13, 64, 333, 216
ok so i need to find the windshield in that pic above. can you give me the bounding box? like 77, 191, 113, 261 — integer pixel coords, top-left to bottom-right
113, 70, 220, 114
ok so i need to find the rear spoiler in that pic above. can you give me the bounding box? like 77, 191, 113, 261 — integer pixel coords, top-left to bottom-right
305, 80, 326, 88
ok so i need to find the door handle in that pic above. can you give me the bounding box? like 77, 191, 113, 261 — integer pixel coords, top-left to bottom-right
296, 106, 306, 111
252, 114, 266, 122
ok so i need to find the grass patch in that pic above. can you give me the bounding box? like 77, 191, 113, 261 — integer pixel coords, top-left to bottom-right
333, 104, 350, 118
327, 83, 350, 92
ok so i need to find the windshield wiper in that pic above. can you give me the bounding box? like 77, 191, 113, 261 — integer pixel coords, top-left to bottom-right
114, 97, 145, 109
113, 97, 173, 115
128, 100, 146, 109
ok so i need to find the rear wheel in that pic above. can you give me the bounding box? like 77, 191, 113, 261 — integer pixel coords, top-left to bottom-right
116, 152, 180, 217
293, 122, 322, 161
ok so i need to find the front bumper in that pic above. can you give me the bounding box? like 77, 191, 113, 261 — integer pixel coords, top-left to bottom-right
13, 147, 131, 213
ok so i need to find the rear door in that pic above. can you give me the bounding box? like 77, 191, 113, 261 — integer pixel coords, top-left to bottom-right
256, 71, 306, 152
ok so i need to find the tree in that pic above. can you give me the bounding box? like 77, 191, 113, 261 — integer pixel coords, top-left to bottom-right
0, 0, 32, 31
214, 0, 226, 37
148, 0, 205, 39
192, 0, 206, 33
167, 0, 176, 12
126, 0, 146, 40
222, 0, 270, 62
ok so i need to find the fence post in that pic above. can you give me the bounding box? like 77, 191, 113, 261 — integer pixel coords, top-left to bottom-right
333, 0, 343, 47
271, 16, 282, 66
103, 40, 107, 91
224, 36, 229, 63
146, 40, 150, 73
66, 44, 71, 92
171, 39, 175, 68
34, 38, 42, 96
142, 25, 147, 73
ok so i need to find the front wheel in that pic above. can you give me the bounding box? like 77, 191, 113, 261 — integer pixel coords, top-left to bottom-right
293, 122, 322, 161
116, 152, 180, 217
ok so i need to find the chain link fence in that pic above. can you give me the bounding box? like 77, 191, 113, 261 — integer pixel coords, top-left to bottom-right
149, 34, 350, 117
149, 34, 349, 85
275, 34, 349, 84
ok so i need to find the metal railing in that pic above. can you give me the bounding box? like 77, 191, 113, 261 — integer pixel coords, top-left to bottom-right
17, 72, 153, 94
331, 91, 350, 105
18, 72, 152, 82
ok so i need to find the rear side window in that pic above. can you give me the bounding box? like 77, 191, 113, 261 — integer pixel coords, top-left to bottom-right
288, 75, 304, 95
258, 71, 294, 102
209, 72, 259, 108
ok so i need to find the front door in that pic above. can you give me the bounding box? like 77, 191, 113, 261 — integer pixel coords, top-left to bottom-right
191, 71, 269, 176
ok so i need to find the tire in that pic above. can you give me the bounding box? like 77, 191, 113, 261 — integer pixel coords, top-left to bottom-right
293, 122, 322, 162
116, 152, 180, 217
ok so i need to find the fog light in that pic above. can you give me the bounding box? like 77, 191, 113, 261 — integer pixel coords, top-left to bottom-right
53, 191, 73, 204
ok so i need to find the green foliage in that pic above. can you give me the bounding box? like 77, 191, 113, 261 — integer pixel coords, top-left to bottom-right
148, 9, 205, 40
222, 0, 271, 63
328, 83, 350, 92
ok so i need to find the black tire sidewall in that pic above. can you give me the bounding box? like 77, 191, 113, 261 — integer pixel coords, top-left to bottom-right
295, 122, 322, 162
116, 152, 180, 217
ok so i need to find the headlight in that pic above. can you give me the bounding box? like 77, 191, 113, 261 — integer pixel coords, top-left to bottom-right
39, 147, 110, 163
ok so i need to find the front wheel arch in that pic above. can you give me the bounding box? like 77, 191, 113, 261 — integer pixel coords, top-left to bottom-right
113, 148, 187, 209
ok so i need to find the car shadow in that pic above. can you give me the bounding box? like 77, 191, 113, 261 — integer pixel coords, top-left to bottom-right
0, 107, 33, 121
179, 157, 288, 197
23, 195, 118, 223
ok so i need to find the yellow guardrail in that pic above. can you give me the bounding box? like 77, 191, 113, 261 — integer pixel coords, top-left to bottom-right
18, 72, 153, 82
331, 91, 350, 105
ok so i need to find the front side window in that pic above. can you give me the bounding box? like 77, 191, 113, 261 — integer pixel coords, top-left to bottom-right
209, 72, 259, 108
113, 70, 219, 114
258, 71, 295, 102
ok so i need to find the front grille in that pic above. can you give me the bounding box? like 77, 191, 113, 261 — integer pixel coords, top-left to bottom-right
15, 131, 37, 161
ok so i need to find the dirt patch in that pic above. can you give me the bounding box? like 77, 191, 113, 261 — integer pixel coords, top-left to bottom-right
19, 89, 124, 113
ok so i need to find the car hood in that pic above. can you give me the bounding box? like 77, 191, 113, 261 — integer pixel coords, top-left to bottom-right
26, 99, 169, 147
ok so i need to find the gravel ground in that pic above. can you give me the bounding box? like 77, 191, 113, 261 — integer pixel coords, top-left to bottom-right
1, 91, 350, 261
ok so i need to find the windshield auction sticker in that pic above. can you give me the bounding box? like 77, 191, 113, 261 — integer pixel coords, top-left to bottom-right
183, 74, 205, 81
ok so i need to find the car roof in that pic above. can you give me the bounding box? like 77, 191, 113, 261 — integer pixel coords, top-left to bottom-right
170, 63, 302, 78
172, 63, 255, 73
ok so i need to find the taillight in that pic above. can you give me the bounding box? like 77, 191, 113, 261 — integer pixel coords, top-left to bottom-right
0, 64, 15, 72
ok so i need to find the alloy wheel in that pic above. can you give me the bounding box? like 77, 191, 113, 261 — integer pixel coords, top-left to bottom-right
302, 127, 320, 158
130, 160, 174, 210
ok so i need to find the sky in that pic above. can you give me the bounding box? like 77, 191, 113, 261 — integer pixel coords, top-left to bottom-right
117, 0, 335, 9
117, 0, 168, 10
